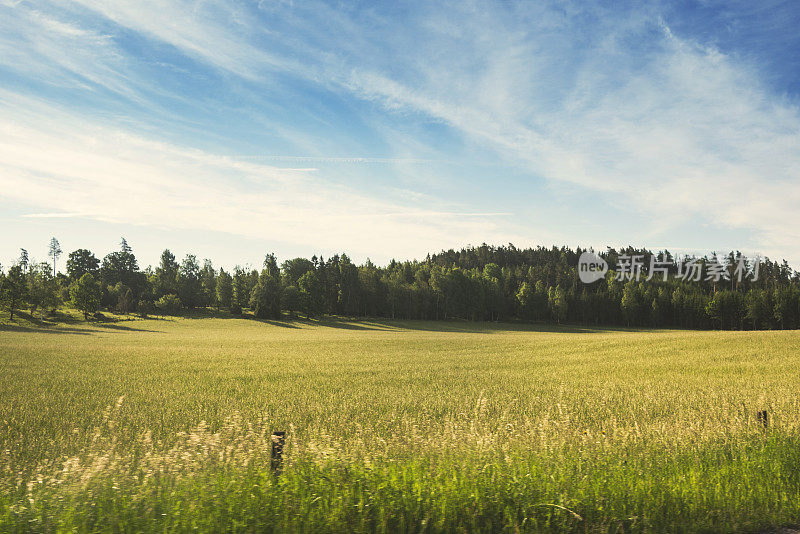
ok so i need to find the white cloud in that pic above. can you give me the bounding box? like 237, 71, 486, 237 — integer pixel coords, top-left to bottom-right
1, 1, 799, 262
67, 0, 302, 80
332, 7, 800, 260
0, 92, 526, 260
21, 213, 87, 218
0, 5, 141, 101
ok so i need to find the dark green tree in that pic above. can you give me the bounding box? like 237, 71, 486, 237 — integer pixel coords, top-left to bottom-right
101, 238, 145, 299
338, 253, 360, 316
216, 268, 233, 310
747, 289, 772, 329
282, 285, 300, 317
70, 273, 101, 319
232, 267, 250, 313
621, 281, 641, 326
177, 255, 202, 308
200, 260, 217, 308
155, 294, 182, 315
549, 285, 568, 324
516, 281, 534, 319
250, 254, 281, 319
26, 262, 60, 318
298, 270, 324, 317
154, 249, 179, 298
66, 249, 100, 281
1, 265, 27, 320
281, 258, 314, 287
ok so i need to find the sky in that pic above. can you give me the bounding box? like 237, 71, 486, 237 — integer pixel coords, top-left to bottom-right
1, 0, 799, 271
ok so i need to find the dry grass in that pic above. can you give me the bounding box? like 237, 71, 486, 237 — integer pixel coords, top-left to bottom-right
1, 314, 799, 531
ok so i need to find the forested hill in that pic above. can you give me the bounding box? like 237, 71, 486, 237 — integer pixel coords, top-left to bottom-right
3, 241, 800, 330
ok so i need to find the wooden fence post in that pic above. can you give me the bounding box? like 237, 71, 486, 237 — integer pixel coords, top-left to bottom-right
756, 410, 768, 430
271, 431, 286, 473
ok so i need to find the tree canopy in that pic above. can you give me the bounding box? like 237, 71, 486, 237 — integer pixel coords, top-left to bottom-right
4, 240, 800, 331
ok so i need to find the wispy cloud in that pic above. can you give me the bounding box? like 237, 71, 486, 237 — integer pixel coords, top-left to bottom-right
0, 4, 139, 101
333, 4, 800, 259
234, 156, 439, 165
21, 213, 87, 219
67, 0, 284, 80
1, 1, 799, 263
0, 92, 527, 260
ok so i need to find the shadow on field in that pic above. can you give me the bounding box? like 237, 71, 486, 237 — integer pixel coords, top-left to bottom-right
176, 309, 391, 330
13, 305, 647, 335
302, 318, 388, 331
94, 323, 163, 333
250, 316, 639, 334
176, 309, 237, 320
0, 324, 94, 335
0, 319, 163, 335
167, 307, 646, 334
351, 320, 637, 334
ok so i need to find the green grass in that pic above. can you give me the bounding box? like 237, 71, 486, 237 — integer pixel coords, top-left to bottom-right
1, 312, 800, 532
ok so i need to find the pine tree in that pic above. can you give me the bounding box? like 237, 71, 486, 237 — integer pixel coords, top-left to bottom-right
250, 254, 281, 319
216, 268, 233, 310
48, 238, 62, 277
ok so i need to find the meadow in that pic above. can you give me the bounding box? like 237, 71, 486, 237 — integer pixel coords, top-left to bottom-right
1, 312, 799, 532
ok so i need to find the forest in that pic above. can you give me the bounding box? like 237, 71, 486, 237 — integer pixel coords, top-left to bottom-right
2, 238, 799, 330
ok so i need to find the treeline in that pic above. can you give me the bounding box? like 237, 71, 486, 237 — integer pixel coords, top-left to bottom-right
2, 239, 800, 330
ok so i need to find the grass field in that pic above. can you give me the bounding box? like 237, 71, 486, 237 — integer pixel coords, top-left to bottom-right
1, 312, 800, 532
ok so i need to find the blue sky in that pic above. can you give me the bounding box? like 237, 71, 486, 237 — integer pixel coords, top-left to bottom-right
1, 0, 799, 270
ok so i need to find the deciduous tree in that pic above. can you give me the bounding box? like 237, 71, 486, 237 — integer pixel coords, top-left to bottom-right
70, 273, 101, 319
1, 265, 27, 320
66, 249, 100, 281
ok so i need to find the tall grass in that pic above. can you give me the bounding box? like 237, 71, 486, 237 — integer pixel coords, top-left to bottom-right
1, 315, 799, 531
